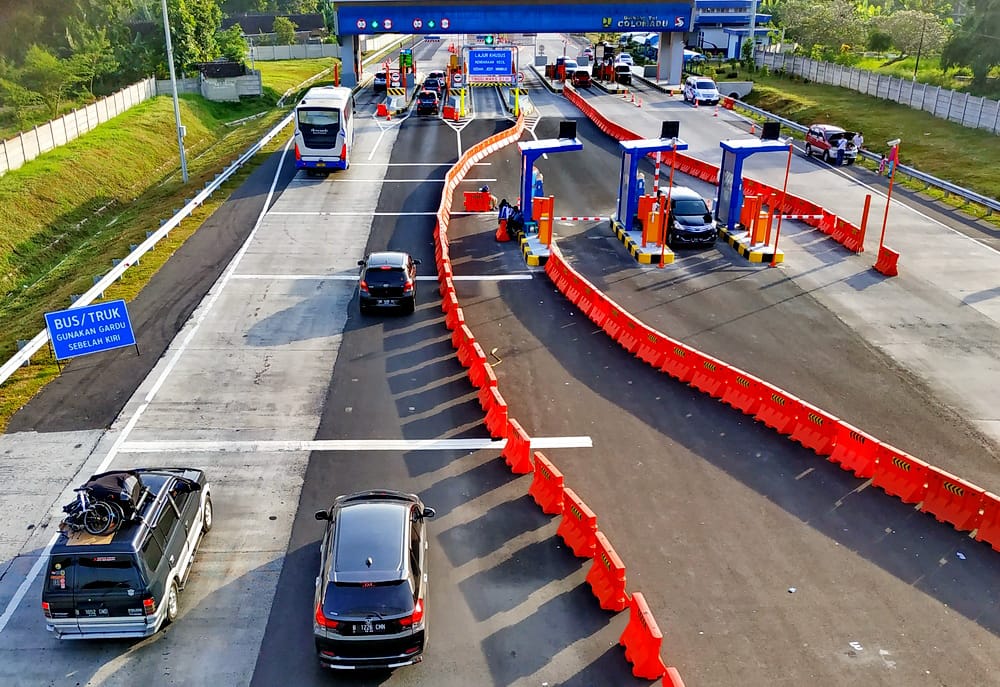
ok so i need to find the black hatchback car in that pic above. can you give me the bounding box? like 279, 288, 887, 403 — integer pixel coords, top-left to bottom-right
415, 90, 440, 115
314, 490, 436, 670
358, 251, 420, 314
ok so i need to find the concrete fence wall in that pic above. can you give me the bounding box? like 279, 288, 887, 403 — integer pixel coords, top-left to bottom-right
0, 78, 156, 176
757, 51, 1000, 135
155, 72, 263, 103
251, 43, 340, 61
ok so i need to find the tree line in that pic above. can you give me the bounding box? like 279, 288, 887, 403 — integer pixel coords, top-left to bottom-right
0, 0, 327, 128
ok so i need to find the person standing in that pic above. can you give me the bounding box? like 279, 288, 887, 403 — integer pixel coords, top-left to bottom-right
852, 131, 864, 153
887, 143, 899, 176
835, 136, 847, 166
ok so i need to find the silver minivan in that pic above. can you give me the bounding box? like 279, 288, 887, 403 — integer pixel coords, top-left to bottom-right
683, 76, 720, 106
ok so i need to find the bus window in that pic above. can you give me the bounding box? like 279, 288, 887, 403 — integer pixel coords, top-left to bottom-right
297, 108, 341, 148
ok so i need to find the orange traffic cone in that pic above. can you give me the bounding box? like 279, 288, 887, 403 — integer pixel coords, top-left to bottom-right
693, 98, 698, 109
638, 97, 642, 108
750, 122, 756, 135
714, 105, 719, 117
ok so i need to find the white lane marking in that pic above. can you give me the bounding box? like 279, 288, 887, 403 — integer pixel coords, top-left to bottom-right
268, 211, 479, 216
230, 274, 534, 281
367, 128, 389, 161
119, 437, 594, 453
0, 138, 295, 637
349, 162, 490, 166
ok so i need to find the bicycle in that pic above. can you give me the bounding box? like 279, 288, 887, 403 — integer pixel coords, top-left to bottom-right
62, 487, 123, 535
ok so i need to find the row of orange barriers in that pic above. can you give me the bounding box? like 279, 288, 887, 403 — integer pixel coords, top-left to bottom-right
544, 244, 1000, 553
564, 84, 866, 254
433, 111, 685, 683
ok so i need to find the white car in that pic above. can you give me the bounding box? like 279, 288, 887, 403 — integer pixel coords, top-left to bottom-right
683, 76, 720, 106
615, 53, 634, 66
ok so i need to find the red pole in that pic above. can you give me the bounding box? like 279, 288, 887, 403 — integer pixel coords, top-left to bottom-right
878, 144, 899, 252
859, 194, 872, 246
659, 142, 678, 269
769, 142, 794, 267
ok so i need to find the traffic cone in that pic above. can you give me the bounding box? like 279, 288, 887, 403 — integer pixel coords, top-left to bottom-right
693, 98, 698, 109
714, 104, 719, 117
750, 122, 756, 135
638, 97, 642, 108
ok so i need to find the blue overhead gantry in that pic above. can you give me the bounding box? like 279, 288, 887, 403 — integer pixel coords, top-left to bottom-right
331, 0, 694, 87
613, 122, 689, 233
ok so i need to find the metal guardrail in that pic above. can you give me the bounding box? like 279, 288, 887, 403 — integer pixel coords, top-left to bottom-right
731, 99, 1000, 215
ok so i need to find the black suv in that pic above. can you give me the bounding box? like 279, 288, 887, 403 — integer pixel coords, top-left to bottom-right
42, 468, 212, 639
313, 490, 436, 669
415, 90, 440, 115
358, 251, 420, 314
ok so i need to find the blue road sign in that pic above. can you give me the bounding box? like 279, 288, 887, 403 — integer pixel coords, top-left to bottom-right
45, 299, 137, 361
468, 49, 512, 78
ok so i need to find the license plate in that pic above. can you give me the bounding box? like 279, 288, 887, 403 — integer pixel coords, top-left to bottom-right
316, 162, 326, 168
377, 299, 394, 305
355, 621, 387, 634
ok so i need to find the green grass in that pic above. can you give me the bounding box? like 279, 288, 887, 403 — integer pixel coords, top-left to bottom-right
0, 58, 335, 430
256, 58, 340, 99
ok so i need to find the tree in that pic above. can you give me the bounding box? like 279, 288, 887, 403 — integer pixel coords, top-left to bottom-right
165, 0, 224, 71
273, 16, 298, 45
941, 0, 1000, 86
866, 30, 893, 53
0, 59, 41, 129
780, 0, 869, 52
20, 45, 78, 117
874, 10, 948, 55
69, 28, 120, 98
218, 25, 250, 66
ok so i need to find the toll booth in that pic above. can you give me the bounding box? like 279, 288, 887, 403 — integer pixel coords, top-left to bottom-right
716, 135, 790, 232
612, 130, 689, 234
516, 121, 582, 221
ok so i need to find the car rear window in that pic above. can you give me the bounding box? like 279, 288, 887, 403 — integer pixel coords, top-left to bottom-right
365, 267, 407, 285
418, 93, 436, 102
323, 580, 414, 617
76, 555, 143, 590
673, 198, 709, 216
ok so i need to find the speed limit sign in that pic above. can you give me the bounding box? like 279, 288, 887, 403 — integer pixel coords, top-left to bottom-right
451, 73, 464, 88
517, 71, 525, 84
389, 71, 401, 86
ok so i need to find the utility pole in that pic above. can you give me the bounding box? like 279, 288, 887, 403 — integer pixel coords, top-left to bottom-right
913, 18, 926, 81
160, 0, 189, 183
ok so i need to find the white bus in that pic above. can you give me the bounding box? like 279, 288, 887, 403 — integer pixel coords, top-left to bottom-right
293, 86, 355, 175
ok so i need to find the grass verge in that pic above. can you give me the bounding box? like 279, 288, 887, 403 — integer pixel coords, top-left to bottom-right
0, 59, 337, 431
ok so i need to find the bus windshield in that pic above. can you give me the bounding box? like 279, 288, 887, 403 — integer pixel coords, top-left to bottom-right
297, 108, 341, 149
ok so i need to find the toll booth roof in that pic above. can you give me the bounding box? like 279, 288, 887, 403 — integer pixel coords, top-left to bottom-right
518, 138, 583, 154
720, 138, 790, 154
619, 137, 690, 154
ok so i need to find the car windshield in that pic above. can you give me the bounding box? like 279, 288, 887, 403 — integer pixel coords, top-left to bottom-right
696, 81, 716, 90
323, 581, 414, 617
365, 266, 407, 285
673, 199, 709, 216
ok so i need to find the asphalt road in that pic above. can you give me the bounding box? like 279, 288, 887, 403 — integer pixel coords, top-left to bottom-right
2, 34, 999, 687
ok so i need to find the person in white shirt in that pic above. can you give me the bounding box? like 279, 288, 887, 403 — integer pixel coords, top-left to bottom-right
836, 137, 848, 166
852, 131, 864, 152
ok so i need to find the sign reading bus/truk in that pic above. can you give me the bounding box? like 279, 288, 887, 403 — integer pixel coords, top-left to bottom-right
44, 299, 137, 361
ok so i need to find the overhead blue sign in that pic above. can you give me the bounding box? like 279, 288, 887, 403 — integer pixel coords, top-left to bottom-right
335, 3, 692, 35
468, 49, 512, 76
44, 299, 137, 361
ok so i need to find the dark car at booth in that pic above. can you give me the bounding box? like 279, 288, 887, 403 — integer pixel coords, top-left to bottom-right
358, 251, 420, 314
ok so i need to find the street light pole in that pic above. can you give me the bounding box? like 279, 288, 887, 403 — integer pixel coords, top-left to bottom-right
160, 0, 189, 183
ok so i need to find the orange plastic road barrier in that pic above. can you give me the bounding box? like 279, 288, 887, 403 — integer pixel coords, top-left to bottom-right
576, 284, 596, 319
564, 276, 583, 305
376, 102, 388, 117
557, 487, 599, 558
616, 317, 645, 354
501, 418, 534, 474
459, 339, 486, 370
753, 388, 802, 435
467, 348, 490, 387
440, 260, 453, 283
619, 592, 668, 680
636, 332, 668, 369
528, 451, 565, 515
687, 351, 727, 399
920, 467, 987, 532
445, 303, 465, 331
874, 246, 899, 277
660, 342, 695, 383
463, 191, 492, 212
452, 323, 474, 353
484, 388, 508, 439
663, 667, 687, 687
788, 402, 839, 456
441, 290, 458, 315
588, 294, 611, 329
871, 445, 929, 504
438, 276, 455, 298
974, 492, 1000, 552
817, 209, 837, 235
477, 366, 499, 409
827, 423, 877, 478
831, 217, 850, 246
719, 369, 763, 416
586, 531, 629, 612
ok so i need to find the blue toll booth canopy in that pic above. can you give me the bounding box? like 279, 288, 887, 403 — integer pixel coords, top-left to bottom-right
517, 137, 583, 221
614, 137, 689, 233
716, 137, 791, 231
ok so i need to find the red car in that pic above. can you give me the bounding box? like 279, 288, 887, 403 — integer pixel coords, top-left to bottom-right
804, 124, 858, 165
